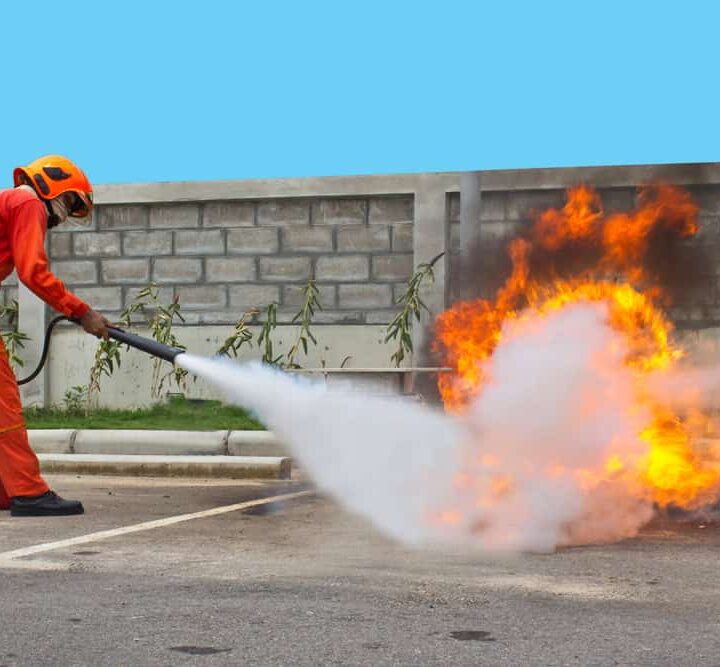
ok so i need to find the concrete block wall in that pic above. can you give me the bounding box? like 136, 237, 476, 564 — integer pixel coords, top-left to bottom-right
49, 196, 415, 327
0, 270, 18, 311
448, 186, 637, 302
0, 271, 18, 339
11, 163, 720, 408
449, 166, 720, 332
11, 172, 458, 407
44, 324, 402, 409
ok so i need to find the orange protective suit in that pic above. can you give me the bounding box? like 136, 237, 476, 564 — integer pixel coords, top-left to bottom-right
0, 187, 89, 508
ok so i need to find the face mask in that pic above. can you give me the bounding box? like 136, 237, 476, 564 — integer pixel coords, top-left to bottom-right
17, 184, 38, 197
47, 197, 70, 229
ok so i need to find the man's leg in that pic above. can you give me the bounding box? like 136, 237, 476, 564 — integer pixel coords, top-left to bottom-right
0, 340, 49, 499
0, 353, 12, 509
0, 478, 10, 511
0, 427, 49, 498
0, 338, 83, 516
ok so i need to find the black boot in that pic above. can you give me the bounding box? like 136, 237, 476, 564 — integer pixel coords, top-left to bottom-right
10, 491, 84, 517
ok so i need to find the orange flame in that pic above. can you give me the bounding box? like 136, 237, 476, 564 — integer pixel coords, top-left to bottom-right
434, 184, 719, 512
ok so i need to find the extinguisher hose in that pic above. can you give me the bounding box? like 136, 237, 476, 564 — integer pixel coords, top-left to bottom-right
16, 316, 184, 386
16, 315, 69, 386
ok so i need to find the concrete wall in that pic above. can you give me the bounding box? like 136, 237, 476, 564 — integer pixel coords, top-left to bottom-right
0, 273, 18, 311
9, 173, 458, 407
5, 163, 720, 408
49, 196, 418, 326
45, 324, 396, 408
448, 163, 720, 331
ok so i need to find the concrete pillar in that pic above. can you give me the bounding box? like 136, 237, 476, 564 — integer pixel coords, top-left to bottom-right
411, 174, 450, 366
459, 171, 483, 300
18, 284, 47, 407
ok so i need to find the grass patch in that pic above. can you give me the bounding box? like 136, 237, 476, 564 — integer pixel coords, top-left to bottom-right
24, 396, 265, 431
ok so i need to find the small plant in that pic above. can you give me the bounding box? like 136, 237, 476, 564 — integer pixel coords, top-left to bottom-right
286, 280, 322, 369
257, 302, 284, 366
147, 294, 188, 398
0, 300, 29, 370
86, 338, 123, 412
217, 310, 257, 358
119, 284, 189, 398
385, 252, 445, 367
84, 284, 188, 408
84, 284, 154, 410
120, 284, 157, 327
63, 385, 89, 414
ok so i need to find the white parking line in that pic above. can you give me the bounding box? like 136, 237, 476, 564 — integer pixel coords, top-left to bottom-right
0, 489, 314, 562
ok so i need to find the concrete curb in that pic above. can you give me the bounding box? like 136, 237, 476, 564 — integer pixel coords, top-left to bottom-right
227, 431, 288, 457
29, 430, 77, 454
38, 454, 292, 480
73, 430, 229, 456
29, 430, 290, 457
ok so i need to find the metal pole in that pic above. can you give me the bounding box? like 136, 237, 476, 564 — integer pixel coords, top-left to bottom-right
459, 171, 483, 301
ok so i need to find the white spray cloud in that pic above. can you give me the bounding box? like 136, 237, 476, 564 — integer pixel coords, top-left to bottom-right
180, 353, 463, 544
178, 302, 657, 552
646, 363, 720, 412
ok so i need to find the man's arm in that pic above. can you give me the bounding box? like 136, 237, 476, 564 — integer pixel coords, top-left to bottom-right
8, 199, 109, 338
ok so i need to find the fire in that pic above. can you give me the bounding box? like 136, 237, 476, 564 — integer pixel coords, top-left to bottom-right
434, 184, 720, 515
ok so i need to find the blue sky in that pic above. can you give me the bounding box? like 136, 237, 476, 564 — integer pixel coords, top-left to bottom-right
0, 1, 716, 185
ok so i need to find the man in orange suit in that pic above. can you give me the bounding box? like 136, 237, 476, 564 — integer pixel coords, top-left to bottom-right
0, 155, 109, 516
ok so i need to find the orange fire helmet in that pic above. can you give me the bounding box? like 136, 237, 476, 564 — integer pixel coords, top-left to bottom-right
13, 155, 93, 218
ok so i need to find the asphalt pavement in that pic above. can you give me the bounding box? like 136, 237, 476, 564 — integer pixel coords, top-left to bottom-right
1, 474, 719, 666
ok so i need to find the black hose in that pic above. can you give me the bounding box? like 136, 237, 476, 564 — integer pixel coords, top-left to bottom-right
106, 326, 185, 364
17, 317, 185, 386
17, 315, 69, 386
